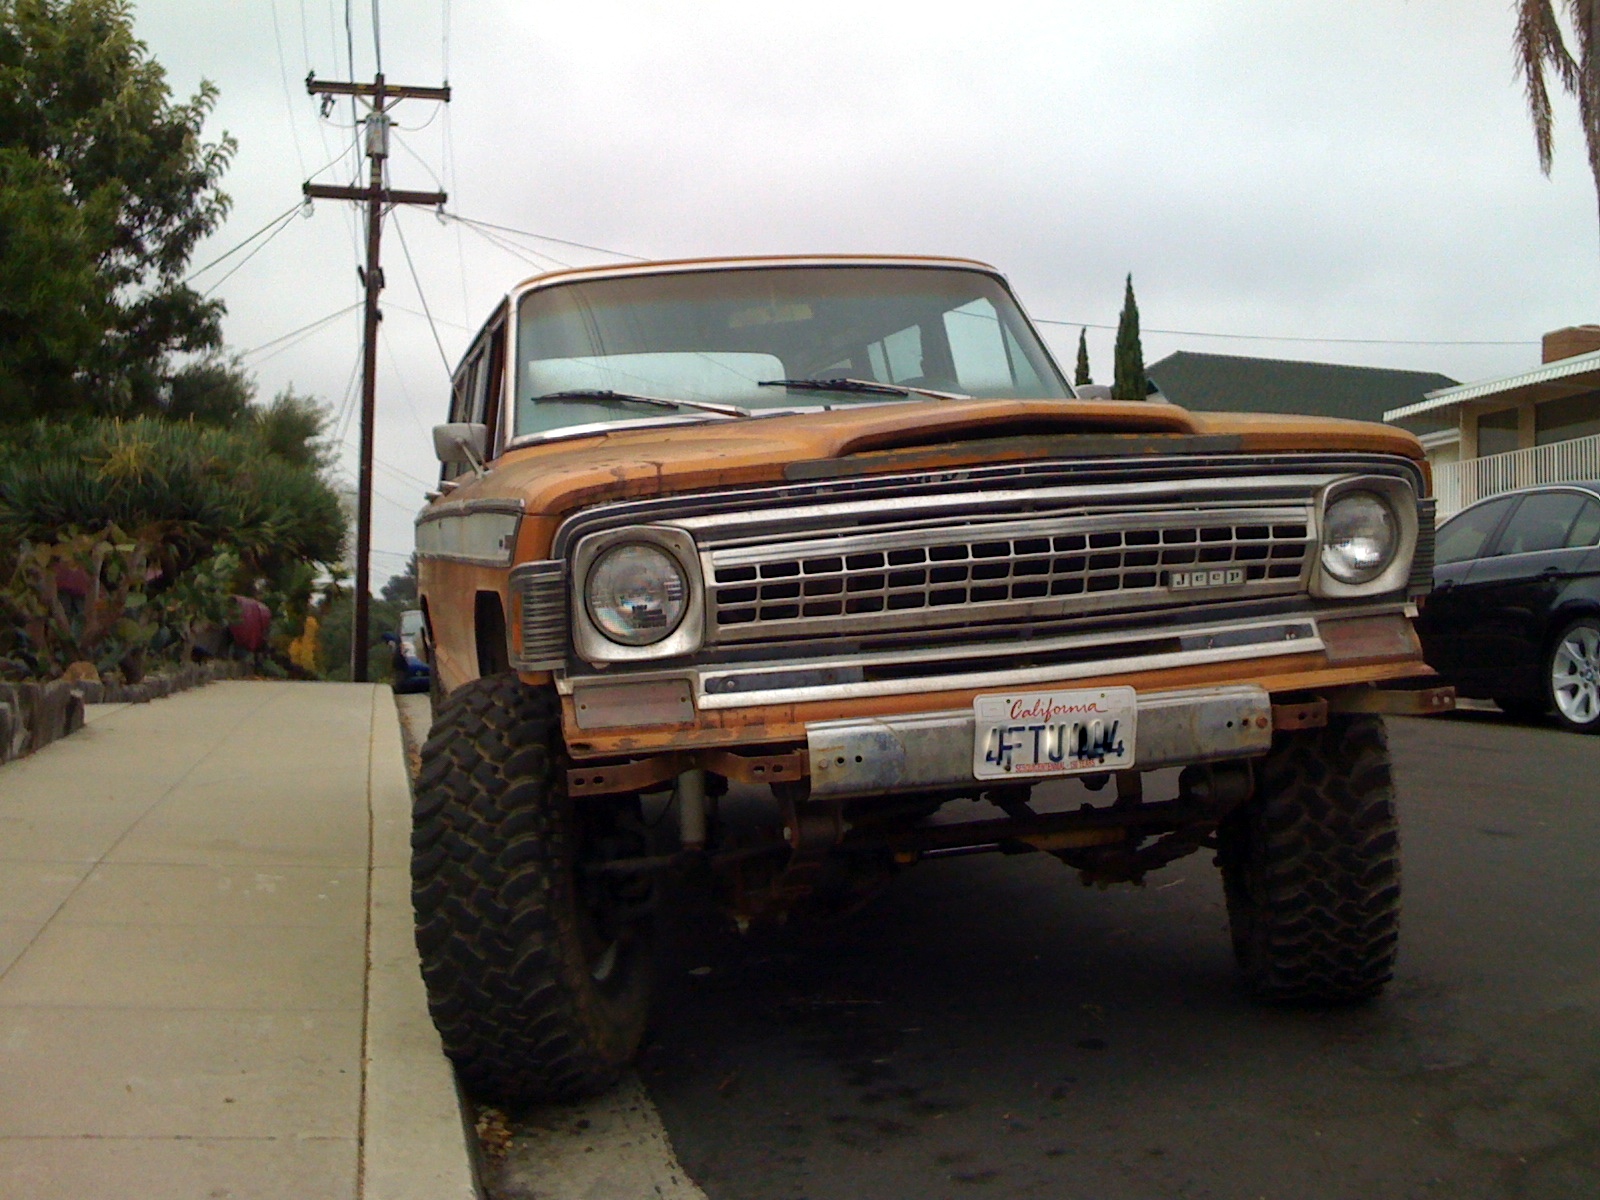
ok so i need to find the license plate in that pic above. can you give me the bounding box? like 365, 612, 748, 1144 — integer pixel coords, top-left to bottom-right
972, 687, 1137, 780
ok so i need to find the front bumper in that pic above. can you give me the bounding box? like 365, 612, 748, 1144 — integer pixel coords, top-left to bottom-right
805, 684, 1273, 798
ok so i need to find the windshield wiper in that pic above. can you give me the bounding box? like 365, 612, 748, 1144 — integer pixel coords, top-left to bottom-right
757, 377, 971, 401
533, 389, 751, 417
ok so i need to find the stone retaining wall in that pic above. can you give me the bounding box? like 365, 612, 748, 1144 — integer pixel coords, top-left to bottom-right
0, 660, 251, 764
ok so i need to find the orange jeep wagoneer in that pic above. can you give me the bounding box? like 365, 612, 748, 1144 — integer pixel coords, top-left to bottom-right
410, 256, 1450, 1101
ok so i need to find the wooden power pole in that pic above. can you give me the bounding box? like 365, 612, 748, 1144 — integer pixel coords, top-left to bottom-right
304, 73, 448, 681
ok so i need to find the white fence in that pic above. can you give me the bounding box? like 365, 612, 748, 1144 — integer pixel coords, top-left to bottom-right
1432, 432, 1600, 518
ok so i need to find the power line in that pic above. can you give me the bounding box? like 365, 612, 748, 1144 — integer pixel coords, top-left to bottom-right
441, 0, 450, 83
452, 216, 569, 271
199, 210, 307, 299
440, 211, 646, 261
457, 216, 571, 268
392, 209, 455, 377
1035, 317, 1537, 348
268, 0, 309, 177
185, 201, 303, 282
380, 325, 441, 443
373, 453, 433, 491
387, 302, 471, 331
241, 302, 363, 359
391, 129, 444, 190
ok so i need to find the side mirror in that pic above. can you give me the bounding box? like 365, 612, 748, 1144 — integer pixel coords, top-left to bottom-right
433, 422, 488, 469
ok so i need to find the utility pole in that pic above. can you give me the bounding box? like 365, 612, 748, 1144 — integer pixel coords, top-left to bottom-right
304, 72, 449, 680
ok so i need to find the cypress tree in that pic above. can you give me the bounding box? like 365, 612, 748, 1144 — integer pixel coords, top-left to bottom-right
1074, 328, 1092, 386
1111, 273, 1146, 401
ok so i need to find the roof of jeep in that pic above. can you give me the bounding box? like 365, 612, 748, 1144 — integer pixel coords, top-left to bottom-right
507, 253, 1005, 295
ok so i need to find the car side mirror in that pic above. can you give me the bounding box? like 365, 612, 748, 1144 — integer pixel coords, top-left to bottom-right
433, 422, 488, 471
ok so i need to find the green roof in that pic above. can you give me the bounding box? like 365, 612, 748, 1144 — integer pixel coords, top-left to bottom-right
1146, 351, 1457, 423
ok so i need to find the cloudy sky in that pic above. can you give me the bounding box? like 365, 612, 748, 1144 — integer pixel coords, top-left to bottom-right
131, 0, 1597, 585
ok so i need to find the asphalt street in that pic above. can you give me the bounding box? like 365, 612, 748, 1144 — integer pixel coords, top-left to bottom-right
628, 713, 1600, 1200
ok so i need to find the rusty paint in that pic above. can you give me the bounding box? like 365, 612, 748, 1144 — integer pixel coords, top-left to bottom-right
696, 748, 807, 785
1320, 614, 1423, 665
1327, 684, 1456, 715
1018, 828, 1128, 852
566, 754, 690, 797
1272, 698, 1330, 731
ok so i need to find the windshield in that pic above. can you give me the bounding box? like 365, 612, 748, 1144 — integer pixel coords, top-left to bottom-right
512, 265, 1070, 439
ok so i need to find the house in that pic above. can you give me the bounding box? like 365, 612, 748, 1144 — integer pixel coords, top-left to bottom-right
1384, 327, 1600, 518
1147, 351, 1457, 425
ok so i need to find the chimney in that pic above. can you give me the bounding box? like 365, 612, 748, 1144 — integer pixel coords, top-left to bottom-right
1542, 325, 1600, 363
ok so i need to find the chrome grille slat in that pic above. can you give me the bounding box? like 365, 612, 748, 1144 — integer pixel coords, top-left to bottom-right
510, 560, 567, 670
706, 505, 1314, 641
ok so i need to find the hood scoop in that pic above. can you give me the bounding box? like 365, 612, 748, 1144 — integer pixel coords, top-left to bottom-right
832, 402, 1200, 459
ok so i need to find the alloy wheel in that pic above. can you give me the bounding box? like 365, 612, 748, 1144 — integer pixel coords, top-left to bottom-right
1551, 622, 1600, 728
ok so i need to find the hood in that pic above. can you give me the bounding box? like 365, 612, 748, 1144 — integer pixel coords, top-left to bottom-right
441, 398, 1424, 519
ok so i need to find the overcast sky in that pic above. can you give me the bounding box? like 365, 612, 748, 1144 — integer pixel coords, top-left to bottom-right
131, 0, 1598, 585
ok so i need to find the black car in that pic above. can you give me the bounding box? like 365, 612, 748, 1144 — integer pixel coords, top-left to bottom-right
1416, 483, 1600, 731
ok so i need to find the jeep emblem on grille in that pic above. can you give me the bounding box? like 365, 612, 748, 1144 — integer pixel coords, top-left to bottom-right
1170, 568, 1246, 590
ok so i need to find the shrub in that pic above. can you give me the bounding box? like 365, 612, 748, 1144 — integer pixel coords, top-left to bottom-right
0, 416, 347, 681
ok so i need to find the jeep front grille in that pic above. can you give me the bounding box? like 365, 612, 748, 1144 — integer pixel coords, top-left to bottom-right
705, 505, 1314, 644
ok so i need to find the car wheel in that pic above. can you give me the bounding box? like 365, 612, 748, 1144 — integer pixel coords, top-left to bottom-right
1546, 617, 1600, 733
411, 674, 653, 1101
1216, 714, 1401, 1004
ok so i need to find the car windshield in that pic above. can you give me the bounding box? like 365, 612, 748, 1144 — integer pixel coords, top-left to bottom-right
511, 265, 1071, 439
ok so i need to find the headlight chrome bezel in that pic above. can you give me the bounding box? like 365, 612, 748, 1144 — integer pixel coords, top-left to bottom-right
1310, 475, 1418, 599
571, 525, 704, 662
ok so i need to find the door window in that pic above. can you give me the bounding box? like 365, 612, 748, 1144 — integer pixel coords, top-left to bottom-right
1495, 491, 1590, 556
1435, 496, 1515, 564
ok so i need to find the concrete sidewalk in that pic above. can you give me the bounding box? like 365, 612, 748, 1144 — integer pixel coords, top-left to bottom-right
0, 681, 478, 1200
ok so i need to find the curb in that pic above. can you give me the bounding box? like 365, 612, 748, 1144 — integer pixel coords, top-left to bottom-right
363, 687, 483, 1200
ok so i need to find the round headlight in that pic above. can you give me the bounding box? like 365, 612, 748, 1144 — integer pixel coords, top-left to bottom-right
585, 542, 688, 645
1320, 491, 1398, 584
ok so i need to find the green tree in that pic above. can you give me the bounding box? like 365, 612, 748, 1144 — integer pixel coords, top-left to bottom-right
165, 355, 255, 425
1111, 274, 1146, 401
1074, 328, 1093, 387
252, 388, 337, 471
0, 0, 235, 421
381, 553, 418, 605
0, 150, 115, 415
1515, 2, 1600, 230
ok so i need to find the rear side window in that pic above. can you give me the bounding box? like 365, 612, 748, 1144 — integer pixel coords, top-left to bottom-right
1495, 491, 1590, 556
1435, 496, 1515, 565
1567, 498, 1600, 548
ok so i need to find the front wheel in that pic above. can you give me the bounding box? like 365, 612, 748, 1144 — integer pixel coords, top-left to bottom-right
411, 674, 653, 1101
1217, 715, 1401, 1004
1546, 617, 1600, 733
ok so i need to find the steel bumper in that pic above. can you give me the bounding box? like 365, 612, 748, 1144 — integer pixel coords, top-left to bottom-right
805, 685, 1274, 798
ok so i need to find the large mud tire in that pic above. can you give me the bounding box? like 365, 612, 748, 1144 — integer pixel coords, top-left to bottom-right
1218, 714, 1401, 1004
411, 674, 651, 1101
